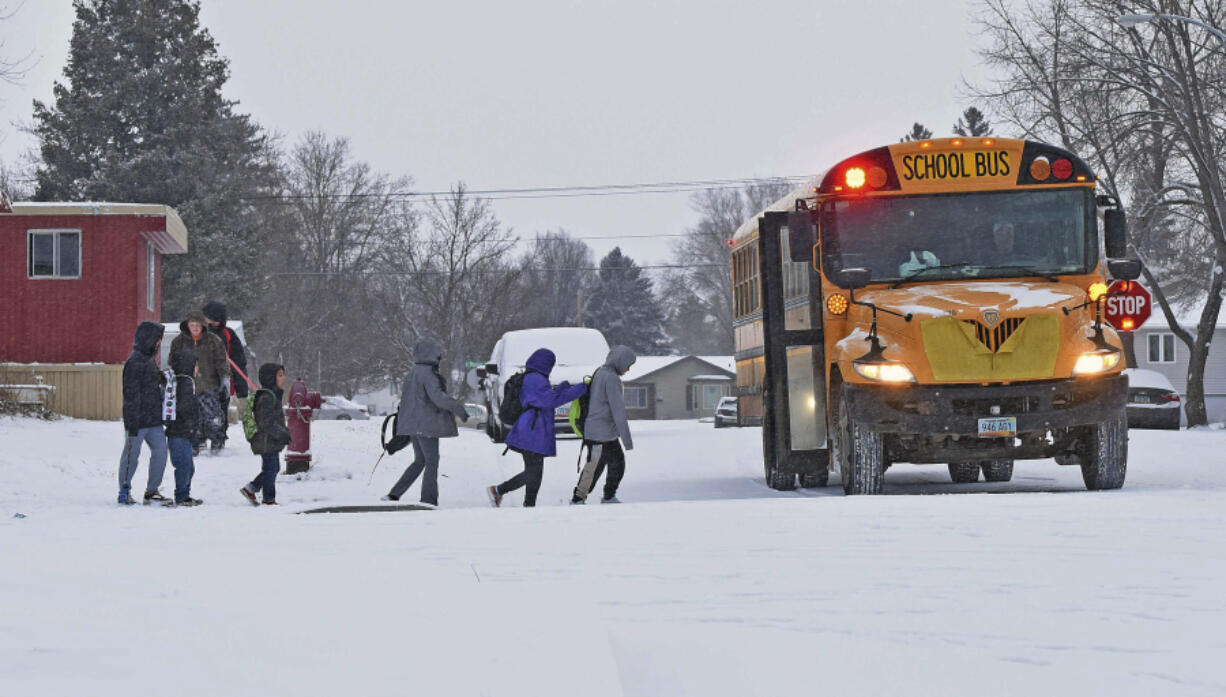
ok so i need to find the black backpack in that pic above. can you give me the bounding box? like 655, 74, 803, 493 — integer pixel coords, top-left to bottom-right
498, 371, 528, 427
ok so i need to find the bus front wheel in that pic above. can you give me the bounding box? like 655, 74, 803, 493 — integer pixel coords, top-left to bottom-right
833, 385, 884, 495
1080, 412, 1127, 491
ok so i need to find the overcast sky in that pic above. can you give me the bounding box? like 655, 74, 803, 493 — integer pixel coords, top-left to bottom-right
0, 0, 993, 262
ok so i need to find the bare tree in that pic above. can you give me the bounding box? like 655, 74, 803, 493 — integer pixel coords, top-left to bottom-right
0, 3, 33, 88
670, 180, 795, 353
970, 0, 1226, 425
254, 131, 411, 396
524, 229, 595, 327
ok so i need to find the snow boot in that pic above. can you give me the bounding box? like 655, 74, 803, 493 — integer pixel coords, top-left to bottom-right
600, 496, 621, 504
117, 495, 137, 506
487, 485, 502, 508
239, 486, 259, 507
144, 490, 169, 505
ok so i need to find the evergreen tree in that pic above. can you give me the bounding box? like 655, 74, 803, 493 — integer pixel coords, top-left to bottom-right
583, 247, 669, 355
952, 107, 993, 137
900, 122, 934, 142
31, 0, 279, 320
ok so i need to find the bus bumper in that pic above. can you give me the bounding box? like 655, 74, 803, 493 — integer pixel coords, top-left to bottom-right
844, 374, 1128, 437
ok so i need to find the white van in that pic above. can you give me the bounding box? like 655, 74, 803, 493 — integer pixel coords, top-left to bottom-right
479, 327, 610, 442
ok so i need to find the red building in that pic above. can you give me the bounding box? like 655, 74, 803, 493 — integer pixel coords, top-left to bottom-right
0, 202, 188, 418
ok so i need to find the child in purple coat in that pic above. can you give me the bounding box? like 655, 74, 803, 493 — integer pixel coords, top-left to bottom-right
488, 348, 587, 507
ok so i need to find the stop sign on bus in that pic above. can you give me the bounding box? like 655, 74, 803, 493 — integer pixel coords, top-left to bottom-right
1103, 280, 1152, 331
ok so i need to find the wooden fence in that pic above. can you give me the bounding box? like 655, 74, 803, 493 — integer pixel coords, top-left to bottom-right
0, 364, 124, 420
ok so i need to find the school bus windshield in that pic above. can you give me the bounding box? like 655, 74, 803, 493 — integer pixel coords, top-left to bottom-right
820, 188, 1096, 285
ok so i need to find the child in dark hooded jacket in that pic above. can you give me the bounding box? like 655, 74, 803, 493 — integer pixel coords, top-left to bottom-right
487, 348, 586, 507
163, 349, 203, 506
240, 364, 290, 506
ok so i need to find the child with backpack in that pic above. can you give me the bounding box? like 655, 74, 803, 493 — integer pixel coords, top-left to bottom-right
162, 348, 203, 506
240, 364, 291, 506
570, 345, 636, 505
487, 348, 587, 508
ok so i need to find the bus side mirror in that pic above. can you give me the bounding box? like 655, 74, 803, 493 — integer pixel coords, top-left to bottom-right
484, 363, 499, 376
1104, 210, 1128, 259
1108, 258, 1142, 281
787, 210, 815, 263
839, 267, 871, 290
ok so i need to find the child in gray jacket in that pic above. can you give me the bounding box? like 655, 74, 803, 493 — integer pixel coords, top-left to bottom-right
571, 345, 636, 504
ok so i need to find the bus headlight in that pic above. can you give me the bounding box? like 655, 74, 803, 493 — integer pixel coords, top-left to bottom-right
853, 361, 915, 383
1073, 350, 1121, 376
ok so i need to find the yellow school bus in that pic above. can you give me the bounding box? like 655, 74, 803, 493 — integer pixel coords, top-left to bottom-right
731, 138, 1138, 494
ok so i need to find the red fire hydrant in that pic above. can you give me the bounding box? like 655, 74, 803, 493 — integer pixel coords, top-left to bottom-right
284, 377, 322, 474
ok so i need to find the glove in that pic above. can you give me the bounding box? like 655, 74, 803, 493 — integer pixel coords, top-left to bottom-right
558, 381, 572, 390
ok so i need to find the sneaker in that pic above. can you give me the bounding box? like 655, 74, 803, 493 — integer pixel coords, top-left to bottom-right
239, 486, 259, 507
172, 497, 203, 507
600, 496, 621, 504
570, 498, 586, 505
143, 490, 169, 504
262, 501, 279, 506
381, 494, 399, 502
486, 485, 502, 508
117, 495, 137, 506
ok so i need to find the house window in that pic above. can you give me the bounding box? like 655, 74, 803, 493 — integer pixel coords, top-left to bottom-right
1147, 332, 1176, 364
624, 386, 648, 409
146, 242, 156, 311
27, 230, 81, 279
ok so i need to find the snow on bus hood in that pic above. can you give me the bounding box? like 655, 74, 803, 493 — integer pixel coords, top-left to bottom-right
857, 281, 1086, 321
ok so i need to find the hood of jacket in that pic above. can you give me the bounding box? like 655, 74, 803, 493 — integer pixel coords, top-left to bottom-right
413, 337, 443, 365
132, 321, 165, 357
525, 348, 556, 378
604, 345, 636, 375
179, 310, 210, 338
258, 363, 283, 392
202, 301, 228, 325
169, 348, 198, 376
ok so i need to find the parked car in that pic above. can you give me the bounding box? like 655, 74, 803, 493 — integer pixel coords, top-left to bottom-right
714, 396, 739, 428
477, 327, 610, 443
1124, 368, 1181, 430
315, 395, 370, 421
457, 403, 488, 430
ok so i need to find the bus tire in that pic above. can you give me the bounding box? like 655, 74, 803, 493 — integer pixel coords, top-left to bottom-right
948, 463, 981, 483
1080, 412, 1127, 491
834, 385, 884, 495
981, 460, 1014, 482
762, 409, 796, 491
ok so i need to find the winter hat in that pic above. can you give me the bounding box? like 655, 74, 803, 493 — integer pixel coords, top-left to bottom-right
202, 301, 228, 325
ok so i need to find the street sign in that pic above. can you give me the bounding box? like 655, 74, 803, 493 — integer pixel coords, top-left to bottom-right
1104, 280, 1152, 332
464, 361, 485, 370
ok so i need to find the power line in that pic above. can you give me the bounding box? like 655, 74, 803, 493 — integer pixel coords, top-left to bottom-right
240, 175, 813, 202
268, 262, 727, 277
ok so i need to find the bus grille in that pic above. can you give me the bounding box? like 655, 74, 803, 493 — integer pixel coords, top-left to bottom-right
964, 317, 1024, 353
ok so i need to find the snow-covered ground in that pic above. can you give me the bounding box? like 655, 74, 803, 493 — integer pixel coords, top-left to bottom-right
2, 417, 1224, 696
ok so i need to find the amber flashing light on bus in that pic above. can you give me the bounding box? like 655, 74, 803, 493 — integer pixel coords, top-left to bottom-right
951, 139, 963, 146
1052, 158, 1074, 180
1088, 282, 1109, 302
827, 293, 849, 316
981, 138, 995, 146
845, 167, 867, 189
1029, 157, 1051, 181
919, 142, 933, 148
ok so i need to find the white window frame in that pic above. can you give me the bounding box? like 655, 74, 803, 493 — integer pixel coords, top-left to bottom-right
146, 241, 156, 311
624, 386, 648, 409
1147, 331, 1176, 364
27, 229, 82, 280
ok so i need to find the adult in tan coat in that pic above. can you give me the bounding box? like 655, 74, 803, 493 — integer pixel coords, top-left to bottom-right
170, 310, 231, 452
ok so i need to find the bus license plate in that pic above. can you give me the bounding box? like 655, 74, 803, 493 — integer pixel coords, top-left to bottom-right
977, 416, 1016, 438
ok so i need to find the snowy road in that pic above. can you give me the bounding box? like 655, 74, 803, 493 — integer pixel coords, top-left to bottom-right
1, 417, 1224, 696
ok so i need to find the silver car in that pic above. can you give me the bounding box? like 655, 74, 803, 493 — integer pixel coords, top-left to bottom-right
714, 396, 738, 428
314, 395, 371, 421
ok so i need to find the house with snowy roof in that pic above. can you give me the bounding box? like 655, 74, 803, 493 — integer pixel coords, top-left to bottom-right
1131, 308, 1226, 424
621, 355, 735, 420
0, 200, 188, 419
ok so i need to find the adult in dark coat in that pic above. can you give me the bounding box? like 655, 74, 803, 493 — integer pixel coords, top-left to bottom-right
384, 337, 468, 506
118, 321, 168, 505
203, 301, 249, 439
170, 309, 230, 452
488, 348, 587, 507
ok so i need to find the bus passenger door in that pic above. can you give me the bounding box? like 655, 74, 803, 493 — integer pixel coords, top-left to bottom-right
758, 210, 829, 490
